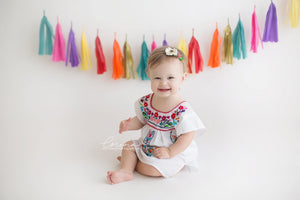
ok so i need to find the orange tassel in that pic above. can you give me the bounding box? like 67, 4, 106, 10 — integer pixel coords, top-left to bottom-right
208, 23, 222, 68
112, 33, 124, 80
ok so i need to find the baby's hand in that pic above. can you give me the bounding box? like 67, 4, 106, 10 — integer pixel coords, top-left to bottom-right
119, 117, 132, 134
154, 147, 171, 159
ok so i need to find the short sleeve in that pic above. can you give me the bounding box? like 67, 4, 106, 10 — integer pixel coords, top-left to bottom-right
175, 107, 206, 137
134, 99, 146, 124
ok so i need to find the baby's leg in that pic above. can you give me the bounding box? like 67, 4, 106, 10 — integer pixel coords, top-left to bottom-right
107, 141, 137, 184
136, 161, 162, 177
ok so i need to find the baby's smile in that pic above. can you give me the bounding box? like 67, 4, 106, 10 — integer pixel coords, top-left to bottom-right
158, 88, 171, 92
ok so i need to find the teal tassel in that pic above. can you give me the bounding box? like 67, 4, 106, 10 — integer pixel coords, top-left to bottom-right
137, 36, 150, 80
232, 14, 247, 60
39, 11, 54, 55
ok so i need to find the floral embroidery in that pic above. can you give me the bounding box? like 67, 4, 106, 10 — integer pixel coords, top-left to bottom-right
141, 130, 157, 157
170, 130, 177, 143
141, 145, 157, 157
139, 94, 187, 131
143, 130, 155, 145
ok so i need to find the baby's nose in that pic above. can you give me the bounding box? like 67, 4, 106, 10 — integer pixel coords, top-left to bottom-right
160, 79, 168, 84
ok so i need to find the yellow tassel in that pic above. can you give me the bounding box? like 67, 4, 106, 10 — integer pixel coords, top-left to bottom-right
177, 33, 188, 57
222, 19, 233, 65
81, 29, 92, 71
287, 0, 300, 28
123, 35, 136, 79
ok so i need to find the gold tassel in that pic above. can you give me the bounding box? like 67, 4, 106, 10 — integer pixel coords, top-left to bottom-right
123, 34, 136, 79
222, 19, 233, 65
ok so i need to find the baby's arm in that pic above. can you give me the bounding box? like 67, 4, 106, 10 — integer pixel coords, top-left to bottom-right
119, 116, 145, 134
154, 131, 195, 159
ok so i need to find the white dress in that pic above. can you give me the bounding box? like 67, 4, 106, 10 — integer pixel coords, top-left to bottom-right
132, 93, 206, 177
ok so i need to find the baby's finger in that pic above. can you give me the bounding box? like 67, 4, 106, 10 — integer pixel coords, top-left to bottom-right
154, 148, 161, 158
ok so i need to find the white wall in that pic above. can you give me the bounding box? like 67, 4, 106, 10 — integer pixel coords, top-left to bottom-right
1, 0, 300, 199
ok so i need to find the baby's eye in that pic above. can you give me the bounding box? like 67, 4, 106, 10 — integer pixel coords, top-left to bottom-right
168, 76, 175, 80
154, 77, 161, 80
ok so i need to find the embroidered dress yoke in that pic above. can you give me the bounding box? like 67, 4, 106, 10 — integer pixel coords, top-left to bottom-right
132, 93, 205, 177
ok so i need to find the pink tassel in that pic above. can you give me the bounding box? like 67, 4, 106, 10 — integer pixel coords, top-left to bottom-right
251, 6, 263, 53
52, 17, 65, 62
151, 35, 157, 53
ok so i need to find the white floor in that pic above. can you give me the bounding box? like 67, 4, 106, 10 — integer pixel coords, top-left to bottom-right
1, 115, 299, 200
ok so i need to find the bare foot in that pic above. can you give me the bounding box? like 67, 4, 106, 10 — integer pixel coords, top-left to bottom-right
106, 169, 134, 185
117, 156, 121, 162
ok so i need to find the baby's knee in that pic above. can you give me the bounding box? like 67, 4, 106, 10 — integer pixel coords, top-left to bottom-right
123, 141, 135, 152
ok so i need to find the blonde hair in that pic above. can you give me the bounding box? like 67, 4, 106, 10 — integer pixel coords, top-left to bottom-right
147, 46, 188, 73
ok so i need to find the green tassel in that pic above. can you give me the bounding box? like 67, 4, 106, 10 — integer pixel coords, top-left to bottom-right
137, 36, 150, 80
232, 14, 247, 60
39, 11, 54, 55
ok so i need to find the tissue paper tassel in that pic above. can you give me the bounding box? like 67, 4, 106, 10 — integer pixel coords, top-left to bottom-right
251, 6, 263, 53
38, 11, 54, 55
287, 0, 300, 28
222, 20, 233, 65
95, 32, 107, 74
65, 25, 79, 67
123, 37, 136, 79
208, 24, 222, 68
81, 30, 92, 71
232, 15, 247, 60
177, 34, 188, 57
137, 36, 150, 80
151, 35, 157, 53
52, 18, 65, 62
188, 32, 204, 73
162, 33, 168, 46
263, 1, 278, 42
112, 35, 124, 80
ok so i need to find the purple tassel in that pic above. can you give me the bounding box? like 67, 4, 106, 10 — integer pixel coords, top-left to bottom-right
262, 1, 278, 42
65, 24, 79, 67
162, 33, 168, 46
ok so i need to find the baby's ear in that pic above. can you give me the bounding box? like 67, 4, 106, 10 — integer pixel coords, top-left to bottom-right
146, 70, 150, 79
182, 72, 187, 81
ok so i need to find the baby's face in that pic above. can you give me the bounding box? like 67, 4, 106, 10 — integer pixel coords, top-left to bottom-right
148, 58, 186, 98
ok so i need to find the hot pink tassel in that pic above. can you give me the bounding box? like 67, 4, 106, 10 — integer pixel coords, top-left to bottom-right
251, 6, 263, 53
52, 17, 65, 62
151, 35, 157, 53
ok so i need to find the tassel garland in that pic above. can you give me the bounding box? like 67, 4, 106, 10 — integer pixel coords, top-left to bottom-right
112, 34, 124, 80
137, 36, 150, 80
251, 6, 263, 53
39, 2, 291, 79
95, 30, 107, 74
232, 14, 247, 60
65, 24, 79, 67
287, 0, 300, 28
38, 11, 54, 55
208, 24, 222, 68
263, 1, 278, 42
188, 30, 204, 73
123, 35, 136, 79
52, 17, 65, 62
81, 29, 92, 70
222, 19, 233, 65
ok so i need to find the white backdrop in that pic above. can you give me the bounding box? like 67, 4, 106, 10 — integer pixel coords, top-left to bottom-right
0, 0, 300, 200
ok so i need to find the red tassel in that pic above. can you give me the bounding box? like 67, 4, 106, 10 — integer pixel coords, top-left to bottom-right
95, 30, 107, 74
188, 29, 204, 73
